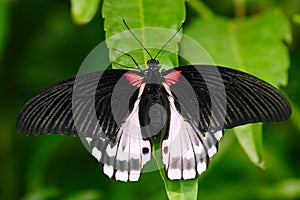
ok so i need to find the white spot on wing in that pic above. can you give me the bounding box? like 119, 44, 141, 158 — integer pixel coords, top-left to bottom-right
197, 162, 206, 175
214, 130, 223, 141
115, 170, 129, 182
106, 143, 117, 157
183, 169, 196, 180
103, 164, 114, 178
129, 170, 140, 181
85, 137, 92, 144
168, 168, 181, 180
92, 147, 102, 161
208, 146, 217, 158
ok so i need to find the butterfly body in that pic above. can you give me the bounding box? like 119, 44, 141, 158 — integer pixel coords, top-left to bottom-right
138, 83, 169, 139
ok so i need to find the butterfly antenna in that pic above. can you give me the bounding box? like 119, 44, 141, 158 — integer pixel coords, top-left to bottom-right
123, 19, 153, 59
112, 61, 136, 70
153, 25, 183, 60
113, 48, 142, 71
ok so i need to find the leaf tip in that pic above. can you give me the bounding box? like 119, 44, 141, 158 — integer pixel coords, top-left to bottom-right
255, 160, 266, 170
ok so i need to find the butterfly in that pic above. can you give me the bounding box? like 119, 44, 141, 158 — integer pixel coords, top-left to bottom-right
15, 21, 291, 182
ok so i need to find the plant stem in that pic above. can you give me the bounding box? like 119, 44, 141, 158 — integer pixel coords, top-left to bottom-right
233, 0, 246, 19
187, 0, 213, 20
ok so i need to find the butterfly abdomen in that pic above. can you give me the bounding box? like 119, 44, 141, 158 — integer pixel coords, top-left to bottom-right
138, 84, 170, 139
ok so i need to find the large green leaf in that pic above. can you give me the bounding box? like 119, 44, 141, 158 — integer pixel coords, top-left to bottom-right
183, 8, 291, 168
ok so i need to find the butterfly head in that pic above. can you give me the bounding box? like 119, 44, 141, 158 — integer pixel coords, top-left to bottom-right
143, 59, 162, 83
147, 59, 159, 69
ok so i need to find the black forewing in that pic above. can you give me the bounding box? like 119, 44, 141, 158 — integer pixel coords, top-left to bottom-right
15, 69, 140, 137
162, 65, 291, 132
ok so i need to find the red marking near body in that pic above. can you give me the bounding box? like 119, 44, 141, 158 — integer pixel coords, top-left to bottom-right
164, 70, 182, 86
124, 72, 144, 87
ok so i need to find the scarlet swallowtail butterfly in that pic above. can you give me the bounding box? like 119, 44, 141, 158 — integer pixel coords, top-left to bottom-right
16, 21, 291, 181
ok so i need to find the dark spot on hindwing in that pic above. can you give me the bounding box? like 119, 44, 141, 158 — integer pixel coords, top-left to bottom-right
142, 147, 149, 154
163, 146, 168, 154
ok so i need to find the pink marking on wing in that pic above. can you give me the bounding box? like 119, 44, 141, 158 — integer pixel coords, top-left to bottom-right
164, 70, 182, 86
124, 72, 144, 87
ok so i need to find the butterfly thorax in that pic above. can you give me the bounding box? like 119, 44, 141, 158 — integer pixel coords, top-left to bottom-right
143, 59, 163, 84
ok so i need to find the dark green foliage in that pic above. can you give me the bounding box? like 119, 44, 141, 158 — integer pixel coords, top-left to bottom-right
1, 0, 300, 199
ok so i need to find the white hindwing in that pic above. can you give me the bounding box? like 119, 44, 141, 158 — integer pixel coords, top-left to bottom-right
162, 83, 223, 180
85, 83, 151, 182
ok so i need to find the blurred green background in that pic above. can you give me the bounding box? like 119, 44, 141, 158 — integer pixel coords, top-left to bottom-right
1, 0, 300, 199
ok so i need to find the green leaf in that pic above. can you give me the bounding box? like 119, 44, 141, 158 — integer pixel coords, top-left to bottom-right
234, 124, 265, 168
183, 8, 291, 168
70, 0, 100, 25
102, 0, 185, 70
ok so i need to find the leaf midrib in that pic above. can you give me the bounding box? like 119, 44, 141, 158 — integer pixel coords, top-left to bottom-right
138, 0, 148, 63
